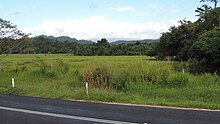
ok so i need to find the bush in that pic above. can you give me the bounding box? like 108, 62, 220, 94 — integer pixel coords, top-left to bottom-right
145, 69, 189, 87
34, 57, 56, 78
84, 67, 111, 89
187, 58, 216, 74
189, 27, 220, 72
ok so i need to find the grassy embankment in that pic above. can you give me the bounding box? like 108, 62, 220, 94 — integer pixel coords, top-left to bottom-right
0, 54, 219, 109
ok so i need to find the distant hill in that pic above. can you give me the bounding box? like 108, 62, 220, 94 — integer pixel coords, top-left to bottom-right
33, 35, 158, 45
111, 39, 158, 45
33, 35, 94, 45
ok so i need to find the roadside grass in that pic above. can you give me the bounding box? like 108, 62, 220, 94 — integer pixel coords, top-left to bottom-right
0, 54, 219, 109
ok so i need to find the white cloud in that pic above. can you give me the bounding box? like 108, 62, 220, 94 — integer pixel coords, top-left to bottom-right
22, 16, 195, 42
107, 6, 136, 12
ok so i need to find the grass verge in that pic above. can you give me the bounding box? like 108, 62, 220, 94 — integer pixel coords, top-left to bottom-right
0, 54, 219, 109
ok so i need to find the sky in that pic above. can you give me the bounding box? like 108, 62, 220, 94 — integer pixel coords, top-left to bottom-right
0, 0, 204, 42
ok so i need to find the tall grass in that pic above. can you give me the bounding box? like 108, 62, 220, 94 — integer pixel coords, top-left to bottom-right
0, 54, 219, 109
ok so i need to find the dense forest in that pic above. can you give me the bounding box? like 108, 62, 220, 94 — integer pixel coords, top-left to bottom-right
0, 0, 219, 72
0, 36, 157, 56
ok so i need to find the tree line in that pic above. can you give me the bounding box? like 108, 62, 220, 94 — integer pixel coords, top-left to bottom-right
0, 36, 157, 56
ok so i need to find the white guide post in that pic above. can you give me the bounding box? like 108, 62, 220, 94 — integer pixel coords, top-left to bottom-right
86, 82, 88, 95
12, 78, 15, 88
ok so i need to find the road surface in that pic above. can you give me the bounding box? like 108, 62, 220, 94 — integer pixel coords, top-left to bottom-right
0, 94, 219, 124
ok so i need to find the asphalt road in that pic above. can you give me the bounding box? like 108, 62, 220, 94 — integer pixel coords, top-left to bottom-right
0, 94, 219, 124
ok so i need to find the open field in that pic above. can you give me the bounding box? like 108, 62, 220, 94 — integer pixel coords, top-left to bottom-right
0, 54, 219, 109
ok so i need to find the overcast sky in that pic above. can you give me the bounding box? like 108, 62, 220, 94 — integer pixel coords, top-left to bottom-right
0, 0, 204, 41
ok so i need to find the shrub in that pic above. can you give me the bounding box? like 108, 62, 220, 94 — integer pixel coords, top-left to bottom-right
34, 57, 56, 78
84, 67, 111, 89
187, 58, 214, 74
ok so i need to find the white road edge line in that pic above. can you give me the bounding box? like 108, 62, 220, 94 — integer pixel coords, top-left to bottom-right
0, 106, 138, 124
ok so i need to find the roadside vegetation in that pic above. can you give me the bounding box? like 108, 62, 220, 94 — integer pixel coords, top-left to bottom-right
0, 54, 219, 109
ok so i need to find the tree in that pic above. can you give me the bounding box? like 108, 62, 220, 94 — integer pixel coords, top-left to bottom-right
189, 27, 220, 71
0, 18, 28, 59
157, 19, 194, 60
195, 7, 220, 35
0, 18, 28, 70
0, 18, 27, 39
200, 0, 219, 8
195, 4, 212, 17
96, 38, 110, 55
97, 38, 109, 46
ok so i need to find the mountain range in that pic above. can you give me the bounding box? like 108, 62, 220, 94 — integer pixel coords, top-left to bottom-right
33, 35, 94, 45
33, 35, 157, 45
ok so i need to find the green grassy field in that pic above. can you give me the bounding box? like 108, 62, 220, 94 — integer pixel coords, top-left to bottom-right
0, 54, 219, 109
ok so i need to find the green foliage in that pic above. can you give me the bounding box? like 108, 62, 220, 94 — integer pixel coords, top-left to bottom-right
0, 18, 28, 58
157, 7, 220, 72
195, 5, 212, 17
15, 65, 27, 73
83, 64, 189, 91
172, 61, 189, 72
113, 72, 131, 92
189, 27, 220, 72
157, 20, 195, 60
57, 59, 69, 74
34, 57, 56, 78
167, 73, 189, 87
34, 57, 70, 78
155, 69, 170, 87
0, 36, 156, 56
196, 7, 220, 34
65, 70, 83, 88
